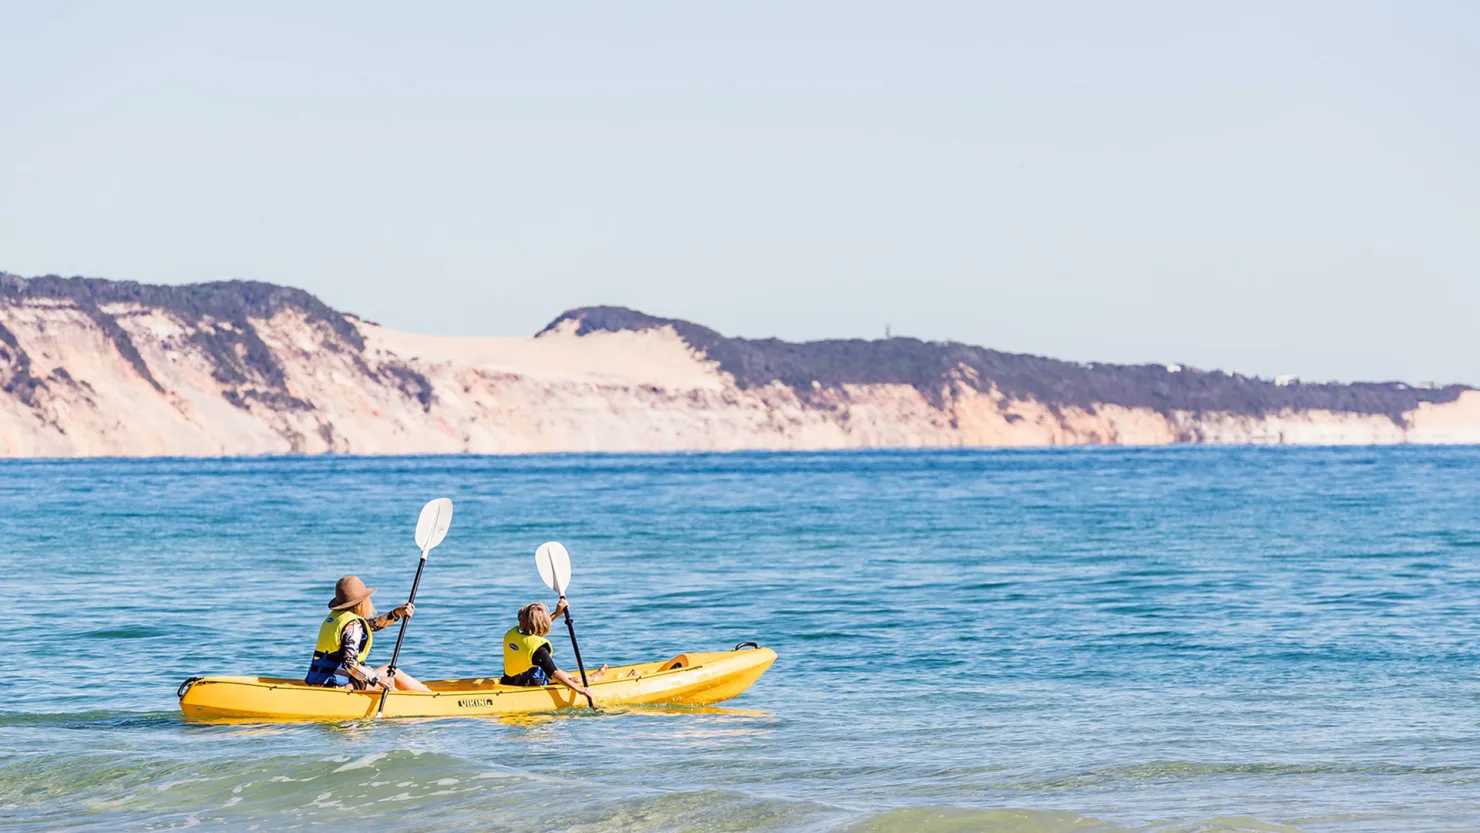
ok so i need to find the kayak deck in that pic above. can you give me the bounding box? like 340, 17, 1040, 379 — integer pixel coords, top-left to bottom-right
179, 646, 776, 721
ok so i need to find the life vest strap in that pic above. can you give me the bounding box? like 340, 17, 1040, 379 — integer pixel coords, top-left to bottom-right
306, 651, 352, 687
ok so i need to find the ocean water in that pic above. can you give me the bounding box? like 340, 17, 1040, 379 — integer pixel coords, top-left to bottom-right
1, 447, 1478, 832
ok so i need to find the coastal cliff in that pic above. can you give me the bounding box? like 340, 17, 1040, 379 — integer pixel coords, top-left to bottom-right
1, 273, 1476, 457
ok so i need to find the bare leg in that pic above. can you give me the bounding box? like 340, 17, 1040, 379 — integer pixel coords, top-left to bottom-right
374, 665, 431, 692
587, 664, 610, 682
392, 670, 430, 692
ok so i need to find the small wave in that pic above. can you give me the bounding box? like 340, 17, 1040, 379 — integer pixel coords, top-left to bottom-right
0, 750, 840, 831
843, 807, 1304, 833
1001, 760, 1475, 792
333, 752, 389, 772
0, 709, 176, 729
85, 626, 168, 639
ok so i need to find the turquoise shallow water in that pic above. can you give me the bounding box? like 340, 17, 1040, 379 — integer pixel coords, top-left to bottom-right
1, 447, 1478, 831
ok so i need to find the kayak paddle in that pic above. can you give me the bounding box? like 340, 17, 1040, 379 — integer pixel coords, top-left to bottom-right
535, 541, 595, 708
375, 497, 454, 718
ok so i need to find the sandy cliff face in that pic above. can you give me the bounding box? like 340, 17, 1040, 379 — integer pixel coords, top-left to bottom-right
0, 275, 1476, 457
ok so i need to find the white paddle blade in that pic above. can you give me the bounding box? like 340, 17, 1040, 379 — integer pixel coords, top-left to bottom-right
415, 498, 454, 553
535, 541, 572, 594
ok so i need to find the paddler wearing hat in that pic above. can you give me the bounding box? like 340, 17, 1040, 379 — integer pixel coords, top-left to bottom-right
304, 576, 430, 692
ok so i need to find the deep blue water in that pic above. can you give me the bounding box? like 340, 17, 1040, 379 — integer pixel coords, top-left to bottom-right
1, 447, 1478, 831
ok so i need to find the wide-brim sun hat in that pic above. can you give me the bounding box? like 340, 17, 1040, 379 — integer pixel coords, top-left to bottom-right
329, 575, 376, 610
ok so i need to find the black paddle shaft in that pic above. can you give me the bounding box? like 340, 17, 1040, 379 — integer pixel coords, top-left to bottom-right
562, 603, 596, 708
375, 556, 427, 718
384, 556, 428, 680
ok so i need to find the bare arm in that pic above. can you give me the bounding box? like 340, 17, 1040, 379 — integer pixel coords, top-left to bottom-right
551, 668, 591, 700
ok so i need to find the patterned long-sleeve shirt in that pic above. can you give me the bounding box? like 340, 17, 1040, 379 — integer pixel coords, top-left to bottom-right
339, 610, 400, 688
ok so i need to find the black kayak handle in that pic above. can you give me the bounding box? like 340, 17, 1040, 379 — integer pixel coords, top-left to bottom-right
733, 641, 759, 651
177, 677, 202, 700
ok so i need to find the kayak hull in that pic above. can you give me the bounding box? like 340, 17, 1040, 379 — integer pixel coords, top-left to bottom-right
178, 646, 776, 721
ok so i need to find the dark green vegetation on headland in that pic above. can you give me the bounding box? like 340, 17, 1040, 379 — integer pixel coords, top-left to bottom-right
544, 306, 1469, 424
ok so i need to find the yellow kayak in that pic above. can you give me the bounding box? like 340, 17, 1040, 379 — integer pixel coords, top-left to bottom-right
177, 644, 776, 721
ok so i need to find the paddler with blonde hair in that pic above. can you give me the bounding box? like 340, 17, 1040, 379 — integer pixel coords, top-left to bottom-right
500, 599, 607, 697
304, 576, 430, 691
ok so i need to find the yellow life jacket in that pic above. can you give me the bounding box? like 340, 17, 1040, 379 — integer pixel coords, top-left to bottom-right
315, 609, 372, 662
503, 626, 550, 677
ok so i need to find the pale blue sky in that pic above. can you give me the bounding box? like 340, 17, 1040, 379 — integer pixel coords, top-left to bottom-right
2, 2, 1476, 383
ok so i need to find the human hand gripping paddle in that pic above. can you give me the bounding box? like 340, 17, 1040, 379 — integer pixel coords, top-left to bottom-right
375, 497, 454, 719
535, 542, 596, 708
